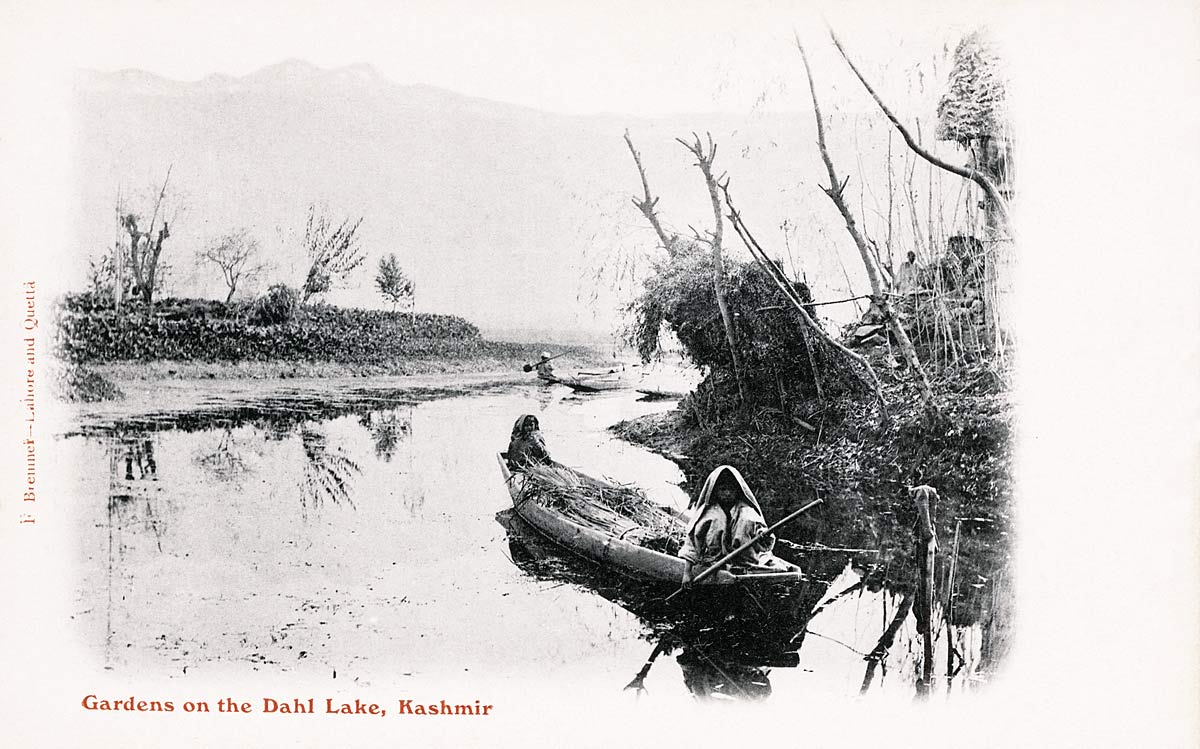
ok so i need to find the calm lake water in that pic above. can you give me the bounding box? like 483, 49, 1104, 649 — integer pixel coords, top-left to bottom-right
62, 374, 1001, 703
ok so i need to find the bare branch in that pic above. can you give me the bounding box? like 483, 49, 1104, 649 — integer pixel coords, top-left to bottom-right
797, 35, 938, 417
828, 26, 1010, 231
623, 130, 673, 251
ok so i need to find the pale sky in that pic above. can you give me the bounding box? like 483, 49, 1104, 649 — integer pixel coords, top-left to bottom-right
3, 0, 1000, 116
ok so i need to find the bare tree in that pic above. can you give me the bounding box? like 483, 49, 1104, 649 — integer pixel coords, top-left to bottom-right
796, 37, 938, 416
197, 228, 268, 304
300, 205, 366, 303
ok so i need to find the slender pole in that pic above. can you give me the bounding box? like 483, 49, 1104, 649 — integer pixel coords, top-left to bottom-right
912, 486, 938, 697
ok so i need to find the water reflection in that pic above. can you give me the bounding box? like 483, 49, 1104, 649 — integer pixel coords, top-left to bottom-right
108, 434, 166, 549
103, 432, 171, 667
498, 497, 999, 701
66, 379, 1009, 697
299, 427, 361, 512
357, 408, 413, 464
194, 428, 251, 482
496, 508, 819, 702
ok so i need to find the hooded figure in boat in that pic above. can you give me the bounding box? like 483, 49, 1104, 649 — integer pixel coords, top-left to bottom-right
507, 414, 552, 469
679, 465, 796, 585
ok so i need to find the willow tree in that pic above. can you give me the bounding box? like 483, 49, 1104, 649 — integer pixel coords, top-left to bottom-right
300, 205, 366, 303
935, 30, 1013, 238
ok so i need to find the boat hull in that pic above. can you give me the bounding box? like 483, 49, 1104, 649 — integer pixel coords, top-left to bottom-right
497, 454, 802, 588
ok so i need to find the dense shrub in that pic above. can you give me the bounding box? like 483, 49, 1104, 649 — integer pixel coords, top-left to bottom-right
251, 284, 299, 325
56, 293, 482, 364
627, 242, 864, 413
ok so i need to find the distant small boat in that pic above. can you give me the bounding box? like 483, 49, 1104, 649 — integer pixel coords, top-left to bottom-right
635, 388, 686, 400
541, 370, 627, 392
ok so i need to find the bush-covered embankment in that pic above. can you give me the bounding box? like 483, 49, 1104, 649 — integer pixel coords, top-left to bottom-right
616, 239, 1014, 670
54, 292, 598, 398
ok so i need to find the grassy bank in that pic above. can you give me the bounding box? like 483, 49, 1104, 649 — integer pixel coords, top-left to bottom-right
53, 293, 607, 399
86, 345, 602, 381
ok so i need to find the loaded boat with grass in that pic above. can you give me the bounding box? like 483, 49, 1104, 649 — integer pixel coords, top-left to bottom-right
496, 455, 804, 588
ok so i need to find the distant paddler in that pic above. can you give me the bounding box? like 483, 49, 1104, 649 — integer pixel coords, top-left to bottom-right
523, 351, 565, 380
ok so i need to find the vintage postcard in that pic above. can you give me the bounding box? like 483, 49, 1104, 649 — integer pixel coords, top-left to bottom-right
1, 1, 1196, 746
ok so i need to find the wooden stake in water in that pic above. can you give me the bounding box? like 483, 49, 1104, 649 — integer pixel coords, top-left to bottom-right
911, 485, 939, 697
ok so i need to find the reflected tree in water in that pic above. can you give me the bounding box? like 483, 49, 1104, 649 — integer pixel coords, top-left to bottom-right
194, 428, 250, 482
357, 409, 412, 464
299, 427, 361, 513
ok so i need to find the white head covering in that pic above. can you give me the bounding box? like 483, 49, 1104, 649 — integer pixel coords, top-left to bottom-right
686, 465, 764, 532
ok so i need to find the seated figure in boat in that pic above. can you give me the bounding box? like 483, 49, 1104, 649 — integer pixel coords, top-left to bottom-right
535, 352, 555, 380
679, 465, 796, 586
507, 414, 552, 469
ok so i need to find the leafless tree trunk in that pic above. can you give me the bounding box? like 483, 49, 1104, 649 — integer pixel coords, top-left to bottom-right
828, 28, 1010, 234
624, 130, 746, 403
677, 133, 745, 404
113, 185, 124, 310
797, 38, 938, 417
120, 166, 174, 312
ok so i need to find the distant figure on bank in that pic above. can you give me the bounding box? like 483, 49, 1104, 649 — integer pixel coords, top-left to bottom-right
895, 250, 919, 294
535, 352, 556, 380
679, 465, 796, 586
507, 414, 552, 469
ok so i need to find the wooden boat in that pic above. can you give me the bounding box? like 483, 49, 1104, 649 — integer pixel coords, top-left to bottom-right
558, 373, 626, 392
635, 388, 686, 400
497, 453, 802, 588
539, 372, 627, 392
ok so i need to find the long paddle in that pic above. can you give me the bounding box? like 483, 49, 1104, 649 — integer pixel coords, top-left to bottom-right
665, 498, 824, 602
522, 352, 568, 372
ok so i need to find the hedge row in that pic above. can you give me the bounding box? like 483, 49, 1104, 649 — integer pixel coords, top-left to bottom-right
56, 294, 483, 364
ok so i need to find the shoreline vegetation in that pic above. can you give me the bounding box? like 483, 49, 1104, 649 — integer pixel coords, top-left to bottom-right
52, 292, 606, 402
601, 30, 1017, 687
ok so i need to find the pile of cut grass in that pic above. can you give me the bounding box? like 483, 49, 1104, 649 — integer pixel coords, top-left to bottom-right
520, 463, 685, 555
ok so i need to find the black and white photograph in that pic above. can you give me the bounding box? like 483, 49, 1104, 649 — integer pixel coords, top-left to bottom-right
1, 1, 1197, 746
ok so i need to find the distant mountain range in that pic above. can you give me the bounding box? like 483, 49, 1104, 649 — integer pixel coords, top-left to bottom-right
71, 60, 972, 340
